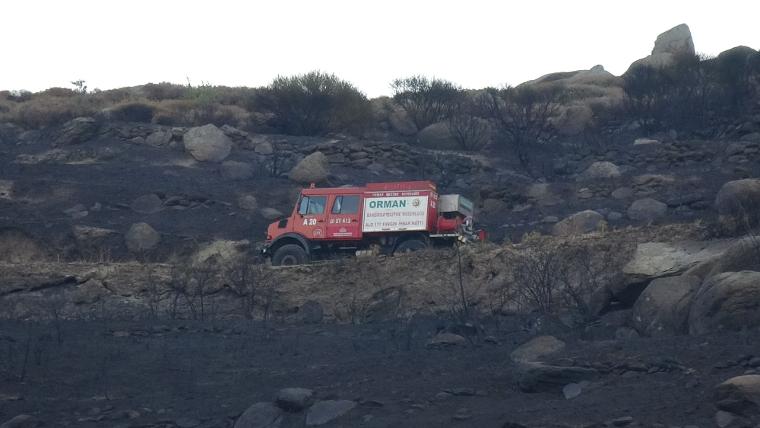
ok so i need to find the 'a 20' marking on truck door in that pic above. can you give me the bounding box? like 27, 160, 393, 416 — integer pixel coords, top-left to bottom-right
303, 218, 317, 226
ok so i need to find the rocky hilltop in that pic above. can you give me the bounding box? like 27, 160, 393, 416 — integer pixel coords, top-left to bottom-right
1, 24, 760, 428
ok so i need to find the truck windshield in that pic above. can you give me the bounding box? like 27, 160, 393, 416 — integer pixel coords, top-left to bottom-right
298, 196, 326, 215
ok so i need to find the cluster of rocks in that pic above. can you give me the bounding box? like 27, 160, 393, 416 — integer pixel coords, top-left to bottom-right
234, 388, 356, 428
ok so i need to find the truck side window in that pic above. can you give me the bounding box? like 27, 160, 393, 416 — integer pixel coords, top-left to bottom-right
332, 195, 359, 214
307, 196, 326, 214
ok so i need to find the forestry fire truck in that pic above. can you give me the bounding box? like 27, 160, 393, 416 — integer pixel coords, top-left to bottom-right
261, 180, 483, 266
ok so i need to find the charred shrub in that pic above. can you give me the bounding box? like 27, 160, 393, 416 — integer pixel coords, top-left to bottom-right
391, 75, 463, 130
254, 71, 372, 136
143, 82, 188, 101
109, 102, 156, 123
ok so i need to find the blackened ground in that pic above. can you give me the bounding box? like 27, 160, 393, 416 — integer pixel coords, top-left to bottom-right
0, 317, 756, 427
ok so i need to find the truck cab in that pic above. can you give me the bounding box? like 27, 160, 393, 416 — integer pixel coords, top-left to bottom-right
262, 181, 480, 265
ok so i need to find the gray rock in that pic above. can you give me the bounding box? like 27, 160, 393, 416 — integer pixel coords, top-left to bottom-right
234, 402, 282, 428
562, 382, 583, 399
389, 107, 418, 136
689, 271, 760, 335
260, 207, 284, 220
63, 204, 88, 219
517, 362, 598, 393
510, 335, 566, 363
275, 387, 314, 412
611, 187, 634, 200
145, 130, 172, 146
632, 274, 701, 336
184, 124, 232, 162
237, 195, 258, 212
54, 117, 98, 146
289, 152, 330, 183
652, 24, 695, 56
715, 410, 737, 428
426, 332, 467, 348
552, 210, 606, 236
125, 222, 160, 252
607, 211, 623, 221
130, 194, 164, 214
715, 179, 760, 234
686, 237, 760, 280
579, 161, 621, 180
221, 161, 254, 180
254, 141, 274, 155
305, 400, 356, 426
714, 375, 760, 416
633, 138, 659, 146
627, 198, 667, 223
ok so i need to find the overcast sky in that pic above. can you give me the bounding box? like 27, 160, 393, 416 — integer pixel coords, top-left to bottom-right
2, 0, 759, 97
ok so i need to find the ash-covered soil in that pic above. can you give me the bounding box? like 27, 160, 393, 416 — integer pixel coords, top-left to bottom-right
0, 317, 757, 428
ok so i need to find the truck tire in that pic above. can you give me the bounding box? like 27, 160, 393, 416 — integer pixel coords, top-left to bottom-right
272, 244, 309, 266
394, 238, 427, 254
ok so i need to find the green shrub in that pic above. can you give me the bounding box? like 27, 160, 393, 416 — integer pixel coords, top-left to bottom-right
254, 71, 372, 136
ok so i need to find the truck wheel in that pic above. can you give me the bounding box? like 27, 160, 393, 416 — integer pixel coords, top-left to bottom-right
272, 244, 308, 266
394, 238, 427, 254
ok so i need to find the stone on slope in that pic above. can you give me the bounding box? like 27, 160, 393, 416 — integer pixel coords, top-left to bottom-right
275, 387, 314, 412
305, 400, 356, 426
234, 402, 283, 428
289, 152, 330, 183
221, 161, 254, 180
631, 274, 701, 336
130, 194, 164, 214
510, 335, 566, 363
54, 117, 98, 146
715, 179, 760, 234
517, 362, 598, 393
579, 161, 621, 180
416, 121, 460, 150
183, 124, 232, 162
125, 222, 160, 252
552, 210, 606, 236
715, 375, 760, 416
627, 198, 667, 223
689, 271, 760, 335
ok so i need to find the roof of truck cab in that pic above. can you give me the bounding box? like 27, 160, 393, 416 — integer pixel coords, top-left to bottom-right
301, 181, 437, 196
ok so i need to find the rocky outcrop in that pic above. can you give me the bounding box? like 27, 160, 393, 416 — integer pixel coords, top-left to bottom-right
183, 124, 232, 162
234, 402, 282, 428
689, 271, 760, 335
54, 117, 99, 146
305, 400, 356, 426
552, 210, 606, 236
289, 152, 329, 183
715, 179, 760, 234
631, 274, 701, 336
627, 24, 695, 73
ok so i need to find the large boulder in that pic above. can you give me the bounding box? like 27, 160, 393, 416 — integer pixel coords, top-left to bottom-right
686, 237, 760, 280
289, 152, 329, 183
626, 24, 695, 72
631, 274, 701, 336
552, 210, 606, 236
510, 335, 566, 363
234, 402, 282, 428
627, 198, 667, 223
125, 222, 160, 252
130, 194, 164, 214
579, 161, 621, 180
54, 117, 98, 146
183, 124, 232, 162
416, 122, 460, 150
715, 375, 760, 416
689, 271, 760, 335
715, 179, 760, 234
275, 388, 314, 412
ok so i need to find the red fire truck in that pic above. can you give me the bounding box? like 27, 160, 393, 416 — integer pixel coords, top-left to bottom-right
261, 181, 482, 265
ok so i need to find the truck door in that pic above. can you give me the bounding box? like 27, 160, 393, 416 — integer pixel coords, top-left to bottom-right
326, 194, 362, 240
295, 194, 328, 240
